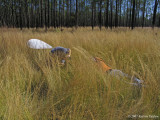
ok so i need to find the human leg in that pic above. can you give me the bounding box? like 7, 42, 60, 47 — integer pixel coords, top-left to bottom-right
109, 69, 143, 86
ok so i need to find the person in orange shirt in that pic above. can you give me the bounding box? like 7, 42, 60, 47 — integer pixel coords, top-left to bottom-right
93, 57, 144, 87
93, 57, 112, 72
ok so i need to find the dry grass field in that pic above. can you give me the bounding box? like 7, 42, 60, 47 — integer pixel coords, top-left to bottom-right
0, 27, 160, 120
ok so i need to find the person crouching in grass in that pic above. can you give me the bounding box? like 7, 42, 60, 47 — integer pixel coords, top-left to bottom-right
50, 46, 71, 66
93, 57, 144, 87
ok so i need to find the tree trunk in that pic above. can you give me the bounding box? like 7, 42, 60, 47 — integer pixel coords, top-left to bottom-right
76, 0, 78, 29
41, 0, 43, 27
48, 0, 50, 28
131, 0, 135, 29
45, 0, 47, 31
66, 0, 69, 26
115, 0, 118, 27
84, 0, 86, 26
59, 0, 61, 27
35, 0, 38, 29
70, 0, 72, 26
92, 1, 94, 30
142, 0, 146, 28
99, 0, 102, 30
31, 0, 34, 28
19, 0, 22, 30
110, 0, 113, 29
11, 0, 15, 28
51, 0, 53, 26
119, 0, 122, 26
62, 0, 65, 26
54, 0, 56, 28
129, 0, 132, 28
123, 0, 125, 26
145, 7, 147, 26
105, 0, 109, 28
152, 0, 158, 28
94, 1, 96, 26
134, 0, 137, 26
137, 0, 140, 26
126, 0, 128, 27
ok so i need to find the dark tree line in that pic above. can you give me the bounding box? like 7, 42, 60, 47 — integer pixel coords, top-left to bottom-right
0, 0, 160, 30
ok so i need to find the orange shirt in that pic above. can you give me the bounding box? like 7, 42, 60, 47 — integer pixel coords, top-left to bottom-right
94, 57, 112, 72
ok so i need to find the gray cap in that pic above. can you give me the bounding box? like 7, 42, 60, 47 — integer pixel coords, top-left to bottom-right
51, 46, 69, 54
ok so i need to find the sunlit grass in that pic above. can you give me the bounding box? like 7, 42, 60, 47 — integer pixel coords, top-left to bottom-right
0, 27, 160, 120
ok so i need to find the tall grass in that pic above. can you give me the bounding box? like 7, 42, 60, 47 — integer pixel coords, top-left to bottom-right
0, 27, 160, 120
